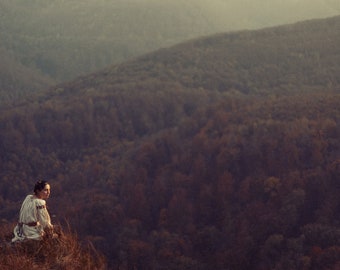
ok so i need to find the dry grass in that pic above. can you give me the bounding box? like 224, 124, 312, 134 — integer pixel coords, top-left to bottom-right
0, 222, 107, 270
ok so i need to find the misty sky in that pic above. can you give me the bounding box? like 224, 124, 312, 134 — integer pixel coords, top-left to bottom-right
198, 0, 340, 30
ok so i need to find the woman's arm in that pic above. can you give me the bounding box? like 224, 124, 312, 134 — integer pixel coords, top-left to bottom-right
36, 199, 53, 229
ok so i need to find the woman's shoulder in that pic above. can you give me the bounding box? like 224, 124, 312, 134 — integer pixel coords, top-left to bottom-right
22, 194, 34, 203
31, 195, 46, 207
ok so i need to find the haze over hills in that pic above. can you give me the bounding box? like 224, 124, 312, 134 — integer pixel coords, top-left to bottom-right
46, 15, 340, 100
1, 15, 340, 269
0, 47, 54, 104
0, 0, 339, 102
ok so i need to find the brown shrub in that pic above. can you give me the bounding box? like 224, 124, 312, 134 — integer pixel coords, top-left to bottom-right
0, 223, 107, 270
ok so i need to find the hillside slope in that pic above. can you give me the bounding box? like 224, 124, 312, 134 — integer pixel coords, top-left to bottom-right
0, 47, 54, 104
1, 0, 339, 82
0, 16, 340, 269
1, 0, 339, 105
48, 15, 340, 99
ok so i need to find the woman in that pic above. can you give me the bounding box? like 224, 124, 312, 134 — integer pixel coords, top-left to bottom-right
12, 180, 54, 242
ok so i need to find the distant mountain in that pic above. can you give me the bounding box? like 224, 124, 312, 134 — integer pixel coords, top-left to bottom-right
50, 15, 340, 99
0, 47, 54, 105
1, 0, 339, 83
0, 16, 340, 269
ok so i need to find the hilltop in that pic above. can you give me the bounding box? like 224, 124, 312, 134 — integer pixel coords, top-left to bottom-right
0, 16, 339, 269
0, 0, 338, 85
38, 15, 340, 102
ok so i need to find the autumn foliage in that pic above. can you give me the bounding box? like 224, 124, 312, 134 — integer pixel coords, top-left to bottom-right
1, 16, 340, 270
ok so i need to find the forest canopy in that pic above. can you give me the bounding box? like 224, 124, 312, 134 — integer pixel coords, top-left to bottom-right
0, 15, 340, 270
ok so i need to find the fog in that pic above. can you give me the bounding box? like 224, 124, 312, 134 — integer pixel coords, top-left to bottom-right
1, 0, 340, 82
1, 2, 340, 268
194, 0, 340, 30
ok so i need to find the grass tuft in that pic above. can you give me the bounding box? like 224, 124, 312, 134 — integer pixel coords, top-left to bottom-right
0, 222, 107, 270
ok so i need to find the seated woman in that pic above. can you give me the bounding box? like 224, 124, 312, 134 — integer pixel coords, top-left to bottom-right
12, 180, 54, 242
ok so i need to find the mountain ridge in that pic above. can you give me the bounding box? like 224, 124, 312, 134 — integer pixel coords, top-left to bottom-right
0, 15, 339, 269
45, 15, 340, 100
1, 0, 339, 82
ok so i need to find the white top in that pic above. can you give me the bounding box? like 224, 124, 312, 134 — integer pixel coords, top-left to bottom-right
12, 194, 53, 242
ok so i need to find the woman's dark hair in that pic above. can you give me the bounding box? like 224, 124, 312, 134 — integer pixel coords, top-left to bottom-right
34, 180, 49, 194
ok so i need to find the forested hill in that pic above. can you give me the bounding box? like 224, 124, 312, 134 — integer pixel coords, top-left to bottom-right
46, 15, 340, 100
0, 47, 54, 104
1, 1, 338, 105
1, 0, 338, 83
0, 16, 340, 269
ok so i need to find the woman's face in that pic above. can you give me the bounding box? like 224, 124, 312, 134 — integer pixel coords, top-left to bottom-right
36, 184, 51, 200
